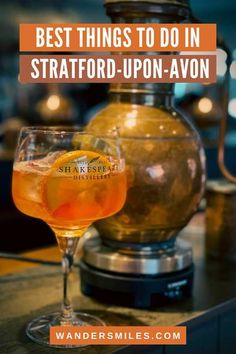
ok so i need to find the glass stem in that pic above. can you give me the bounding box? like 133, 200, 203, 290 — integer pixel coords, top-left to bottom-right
61, 252, 74, 324
56, 236, 80, 325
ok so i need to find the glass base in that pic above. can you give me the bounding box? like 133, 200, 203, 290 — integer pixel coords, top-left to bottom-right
26, 312, 105, 348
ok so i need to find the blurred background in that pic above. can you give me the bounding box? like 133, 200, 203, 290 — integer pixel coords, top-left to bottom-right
0, 0, 236, 252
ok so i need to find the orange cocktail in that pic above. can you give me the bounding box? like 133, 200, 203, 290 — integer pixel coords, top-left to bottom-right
12, 150, 126, 237
12, 127, 126, 346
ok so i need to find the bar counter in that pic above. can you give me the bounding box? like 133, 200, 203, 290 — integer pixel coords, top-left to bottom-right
1, 213, 236, 354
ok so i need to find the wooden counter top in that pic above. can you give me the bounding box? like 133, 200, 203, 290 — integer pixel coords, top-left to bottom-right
1, 213, 236, 353
0, 245, 60, 276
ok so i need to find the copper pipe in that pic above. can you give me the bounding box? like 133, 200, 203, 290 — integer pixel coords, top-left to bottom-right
188, 16, 236, 183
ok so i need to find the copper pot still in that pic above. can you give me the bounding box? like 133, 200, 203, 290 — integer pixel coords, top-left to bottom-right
87, 0, 206, 244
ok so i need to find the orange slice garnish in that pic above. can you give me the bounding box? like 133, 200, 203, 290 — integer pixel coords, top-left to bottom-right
42, 150, 113, 221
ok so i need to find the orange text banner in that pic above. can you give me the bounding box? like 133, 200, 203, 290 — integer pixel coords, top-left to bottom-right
19, 54, 216, 84
50, 326, 187, 345
19, 24, 216, 52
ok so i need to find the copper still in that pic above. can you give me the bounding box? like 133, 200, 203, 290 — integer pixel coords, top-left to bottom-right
87, 0, 206, 244
80, 0, 206, 308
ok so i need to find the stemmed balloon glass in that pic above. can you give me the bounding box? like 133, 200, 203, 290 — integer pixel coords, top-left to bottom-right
12, 126, 126, 347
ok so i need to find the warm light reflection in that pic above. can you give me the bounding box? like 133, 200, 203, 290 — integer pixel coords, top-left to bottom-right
47, 95, 60, 111
217, 48, 227, 62
144, 143, 154, 152
217, 62, 227, 77
198, 97, 213, 114
125, 111, 137, 128
187, 158, 197, 179
228, 98, 236, 118
230, 61, 236, 79
146, 165, 165, 180
216, 48, 227, 77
